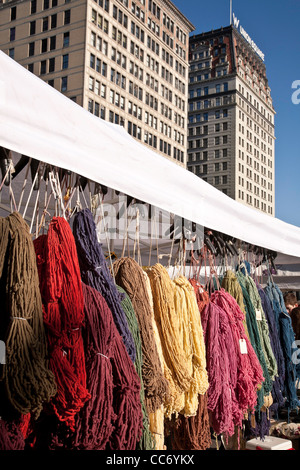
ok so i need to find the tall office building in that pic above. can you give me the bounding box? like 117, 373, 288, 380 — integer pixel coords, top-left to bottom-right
0, 0, 194, 166
188, 23, 275, 216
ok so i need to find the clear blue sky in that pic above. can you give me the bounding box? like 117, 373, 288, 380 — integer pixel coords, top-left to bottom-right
173, 0, 300, 227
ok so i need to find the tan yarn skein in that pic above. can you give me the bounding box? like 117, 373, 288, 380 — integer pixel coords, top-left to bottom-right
145, 264, 192, 417
173, 276, 209, 417
143, 271, 166, 450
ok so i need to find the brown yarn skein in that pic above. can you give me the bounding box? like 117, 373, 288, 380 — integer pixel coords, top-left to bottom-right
3, 212, 57, 418
113, 257, 169, 414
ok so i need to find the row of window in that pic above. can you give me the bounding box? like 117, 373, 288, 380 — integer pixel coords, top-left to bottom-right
188, 122, 228, 136
9, 12, 69, 42
11, 0, 67, 17
188, 109, 228, 124
189, 95, 233, 112
189, 82, 229, 98
187, 148, 228, 163
189, 68, 228, 83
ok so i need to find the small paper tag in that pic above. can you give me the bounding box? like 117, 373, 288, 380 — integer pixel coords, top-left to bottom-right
239, 339, 248, 355
256, 309, 262, 321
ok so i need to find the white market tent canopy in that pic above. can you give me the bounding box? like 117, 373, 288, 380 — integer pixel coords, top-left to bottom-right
1, 50, 300, 265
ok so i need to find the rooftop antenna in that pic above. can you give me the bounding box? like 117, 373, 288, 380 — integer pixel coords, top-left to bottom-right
230, 0, 233, 24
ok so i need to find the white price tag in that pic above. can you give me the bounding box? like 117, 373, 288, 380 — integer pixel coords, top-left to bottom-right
256, 309, 262, 321
239, 339, 248, 355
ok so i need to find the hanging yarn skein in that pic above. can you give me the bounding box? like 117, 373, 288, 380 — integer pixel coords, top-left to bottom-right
116, 284, 153, 450
70, 283, 143, 450
172, 276, 209, 416
210, 289, 264, 419
2, 213, 57, 419
236, 271, 273, 404
67, 282, 116, 450
265, 280, 300, 412
0, 418, 25, 450
201, 298, 238, 436
257, 283, 285, 413
221, 270, 249, 339
143, 270, 167, 451
72, 209, 136, 363
166, 392, 211, 451
113, 257, 169, 415
34, 217, 90, 430
145, 264, 193, 419
243, 273, 278, 383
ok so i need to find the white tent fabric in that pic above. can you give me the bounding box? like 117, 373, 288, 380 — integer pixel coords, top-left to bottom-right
1, 51, 300, 258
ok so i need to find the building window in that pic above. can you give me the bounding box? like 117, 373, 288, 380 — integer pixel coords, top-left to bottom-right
62, 54, 69, 69
10, 27, 16, 42
31, 0, 37, 14
90, 53, 95, 69
28, 63, 34, 73
28, 42, 35, 56
61, 76, 68, 92
63, 32, 70, 47
94, 102, 100, 117
40, 60, 47, 74
50, 36, 56, 50
100, 106, 106, 119
51, 14, 57, 28
89, 76, 94, 91
8, 48, 14, 59
30, 21, 36, 35
44, 0, 49, 9
49, 57, 55, 72
64, 9, 71, 24
41, 38, 48, 53
11, 7, 17, 21
52, 0, 58, 6
42, 17, 49, 31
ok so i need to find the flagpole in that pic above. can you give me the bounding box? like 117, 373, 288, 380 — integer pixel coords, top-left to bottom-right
230, 0, 232, 24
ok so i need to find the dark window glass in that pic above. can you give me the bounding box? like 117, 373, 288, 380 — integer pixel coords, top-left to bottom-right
61, 76, 68, 91
41, 38, 47, 53
50, 36, 56, 50
30, 21, 36, 35
43, 17, 49, 31
44, 0, 49, 9
29, 42, 35, 56
11, 7, 17, 21
51, 14, 57, 28
63, 32, 70, 47
49, 57, 55, 72
40, 60, 47, 74
62, 54, 69, 69
64, 9, 71, 24
31, 0, 37, 14
10, 27, 15, 41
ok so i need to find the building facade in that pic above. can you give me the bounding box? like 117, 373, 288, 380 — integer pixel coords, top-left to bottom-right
0, 0, 194, 166
188, 25, 275, 216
